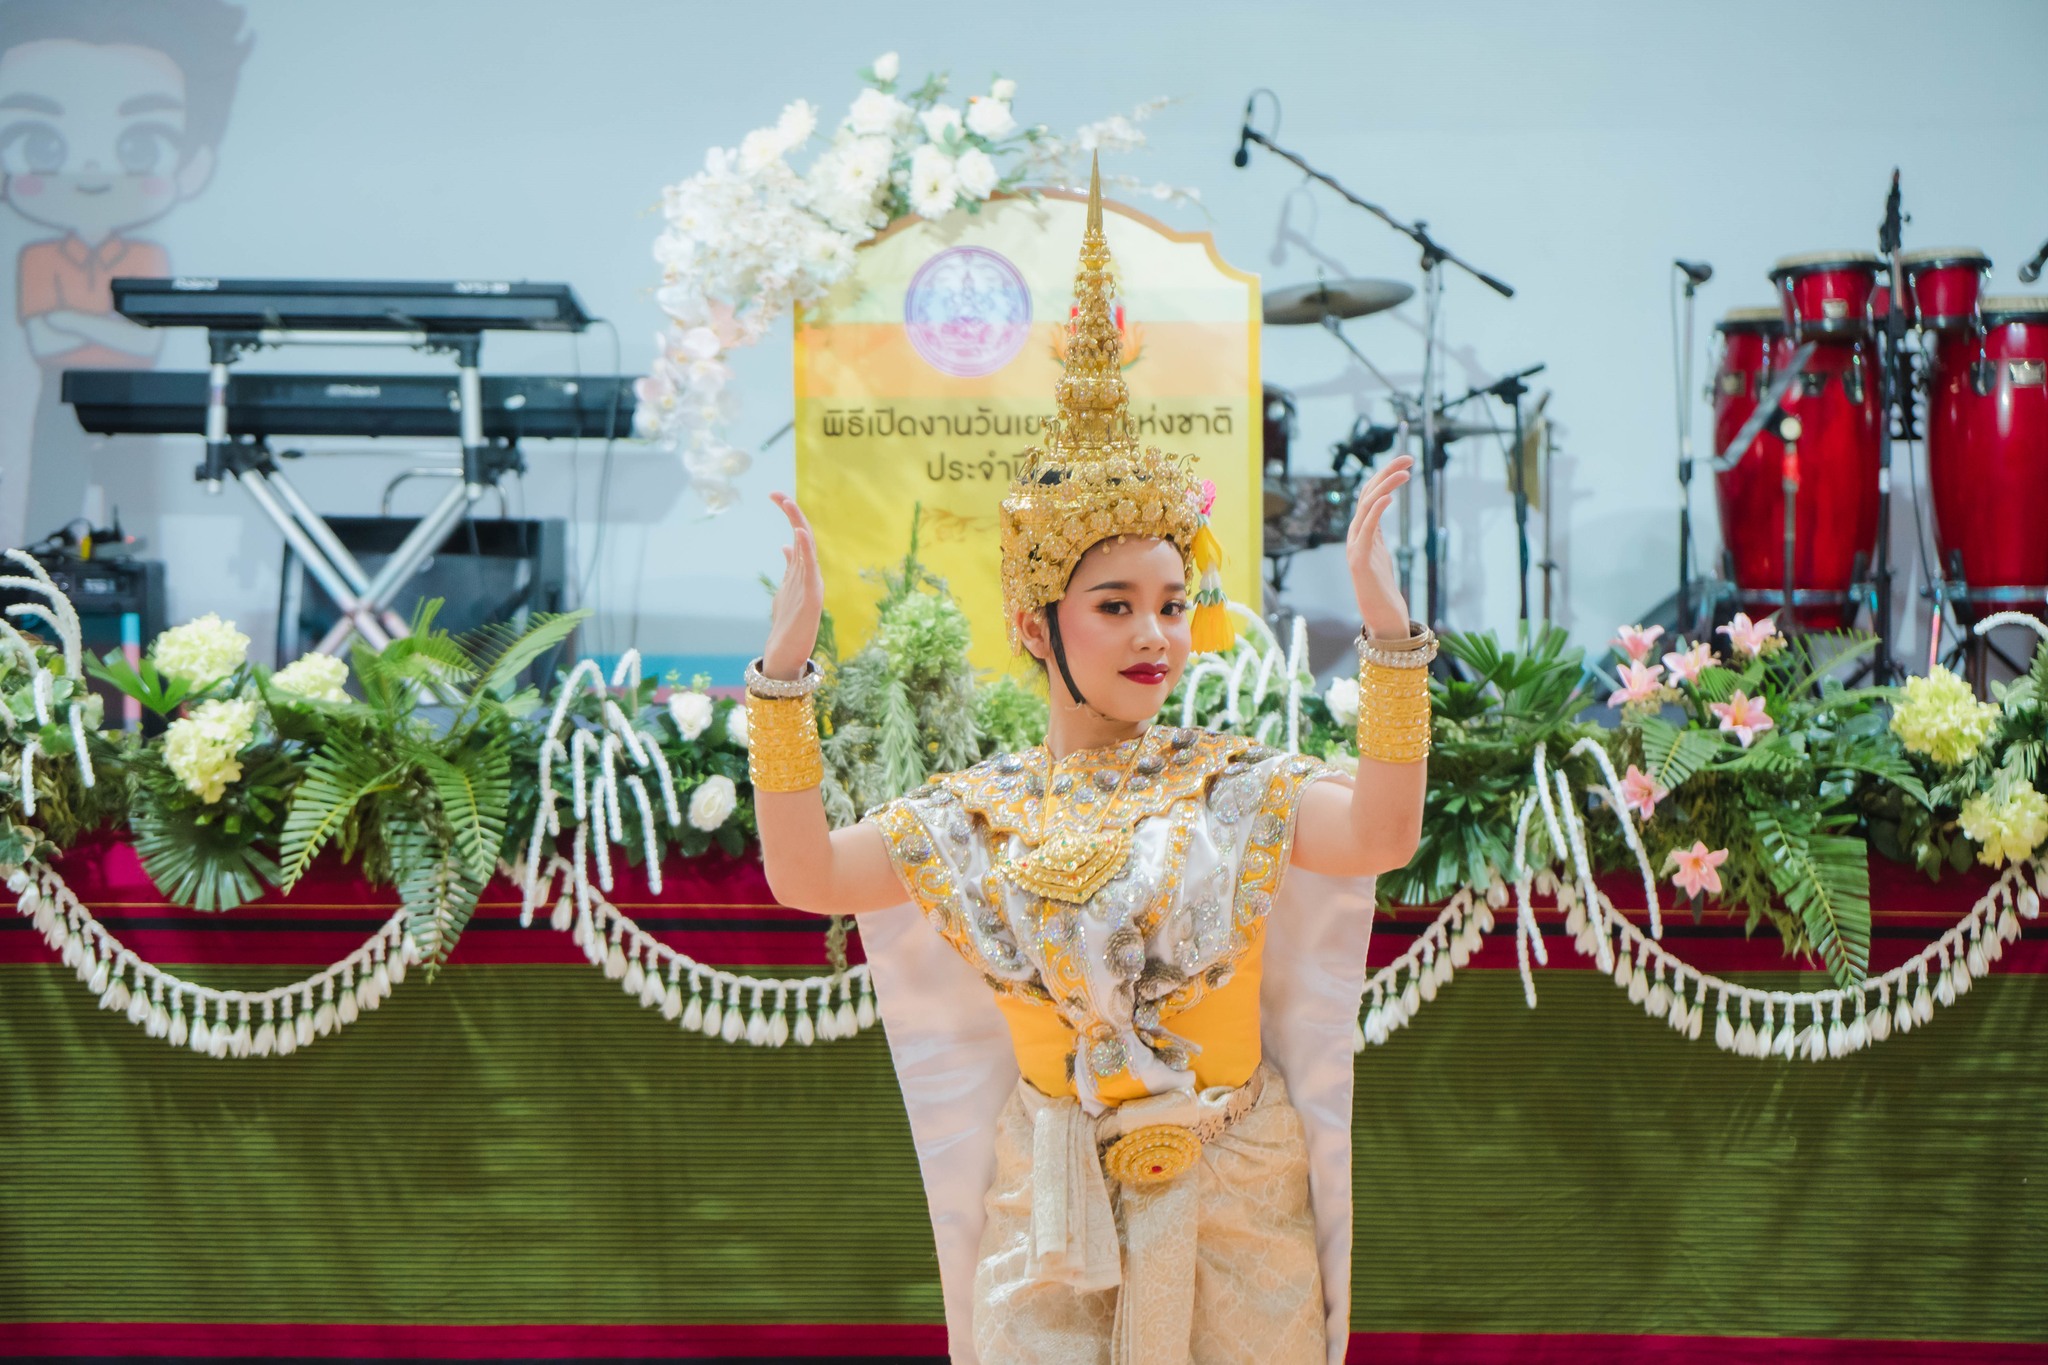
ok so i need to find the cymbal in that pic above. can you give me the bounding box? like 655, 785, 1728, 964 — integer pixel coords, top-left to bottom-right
1262, 277, 1414, 326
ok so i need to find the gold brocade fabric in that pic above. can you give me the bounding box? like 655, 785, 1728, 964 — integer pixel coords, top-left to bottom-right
866, 726, 1340, 1110
972, 1063, 1325, 1365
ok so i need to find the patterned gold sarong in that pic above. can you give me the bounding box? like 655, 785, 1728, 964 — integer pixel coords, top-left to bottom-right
971, 1064, 1325, 1364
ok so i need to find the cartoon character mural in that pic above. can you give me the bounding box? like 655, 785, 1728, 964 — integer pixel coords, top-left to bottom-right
0, 0, 249, 548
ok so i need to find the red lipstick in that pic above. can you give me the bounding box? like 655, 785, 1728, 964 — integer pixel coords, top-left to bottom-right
1120, 663, 1169, 685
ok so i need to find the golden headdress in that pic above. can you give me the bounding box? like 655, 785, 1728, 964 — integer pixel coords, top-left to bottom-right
998, 155, 1234, 656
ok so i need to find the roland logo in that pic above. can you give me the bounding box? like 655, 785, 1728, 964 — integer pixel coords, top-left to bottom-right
325, 384, 383, 399
452, 281, 512, 295
171, 277, 220, 291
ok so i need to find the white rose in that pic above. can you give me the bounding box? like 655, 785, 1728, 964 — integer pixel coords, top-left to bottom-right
847, 88, 911, 137
151, 613, 249, 687
908, 143, 958, 220
917, 104, 962, 144
687, 774, 738, 832
991, 78, 1016, 101
271, 653, 351, 704
965, 96, 1015, 141
871, 51, 899, 83
737, 127, 784, 174
954, 147, 1000, 201
667, 690, 714, 741
1324, 676, 1361, 728
725, 704, 750, 748
774, 99, 817, 152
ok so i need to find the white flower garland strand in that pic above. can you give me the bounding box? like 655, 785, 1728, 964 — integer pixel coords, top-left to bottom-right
1481, 741, 2045, 1060
0, 550, 97, 794
518, 649, 878, 1045
6, 859, 416, 1058
1179, 604, 1312, 754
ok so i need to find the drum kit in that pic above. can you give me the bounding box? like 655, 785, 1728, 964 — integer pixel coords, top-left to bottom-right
1705, 227, 2048, 674
1256, 274, 1547, 632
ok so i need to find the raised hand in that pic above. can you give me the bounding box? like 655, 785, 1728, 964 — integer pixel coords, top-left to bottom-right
1346, 454, 1415, 638
763, 492, 825, 680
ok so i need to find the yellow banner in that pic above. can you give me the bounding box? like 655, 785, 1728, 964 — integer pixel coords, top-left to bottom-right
794, 192, 1261, 678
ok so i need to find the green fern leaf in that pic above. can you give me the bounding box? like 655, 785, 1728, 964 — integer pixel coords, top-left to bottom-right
420, 745, 510, 885
1749, 802, 1871, 988
277, 733, 400, 890
1636, 716, 1720, 791
388, 816, 483, 976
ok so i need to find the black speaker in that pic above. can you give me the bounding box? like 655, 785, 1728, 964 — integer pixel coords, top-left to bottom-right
0, 552, 167, 732
278, 517, 571, 689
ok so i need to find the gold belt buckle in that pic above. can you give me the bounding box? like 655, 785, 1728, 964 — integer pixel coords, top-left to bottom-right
1101, 1123, 1202, 1186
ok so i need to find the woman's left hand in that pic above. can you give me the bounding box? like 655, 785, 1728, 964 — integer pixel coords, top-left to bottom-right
1346, 454, 1415, 638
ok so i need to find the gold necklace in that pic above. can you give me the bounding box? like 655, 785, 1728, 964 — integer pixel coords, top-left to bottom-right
1003, 732, 1150, 906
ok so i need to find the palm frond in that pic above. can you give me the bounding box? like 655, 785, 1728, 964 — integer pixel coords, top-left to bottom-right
388, 815, 483, 976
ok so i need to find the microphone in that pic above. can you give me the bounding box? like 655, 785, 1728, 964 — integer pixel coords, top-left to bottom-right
1233, 94, 1254, 167
1675, 259, 1714, 285
2019, 237, 2048, 284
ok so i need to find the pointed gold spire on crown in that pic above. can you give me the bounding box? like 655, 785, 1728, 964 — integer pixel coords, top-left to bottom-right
998, 153, 1234, 655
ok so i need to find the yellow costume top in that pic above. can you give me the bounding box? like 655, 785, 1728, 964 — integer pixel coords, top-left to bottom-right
868, 725, 1341, 1110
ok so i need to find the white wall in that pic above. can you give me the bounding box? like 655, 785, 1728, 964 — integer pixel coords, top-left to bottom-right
5, 0, 2046, 676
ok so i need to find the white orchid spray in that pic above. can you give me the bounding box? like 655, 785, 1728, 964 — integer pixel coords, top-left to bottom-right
637, 53, 1188, 511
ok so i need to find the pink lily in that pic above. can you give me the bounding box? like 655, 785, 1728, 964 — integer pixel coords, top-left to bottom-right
1608, 660, 1665, 708
1717, 611, 1780, 658
1661, 641, 1716, 685
1666, 841, 1729, 899
1613, 623, 1666, 664
1618, 764, 1670, 821
1709, 689, 1775, 747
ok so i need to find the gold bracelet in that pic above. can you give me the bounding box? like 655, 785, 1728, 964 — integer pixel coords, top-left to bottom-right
746, 692, 824, 792
1357, 655, 1433, 764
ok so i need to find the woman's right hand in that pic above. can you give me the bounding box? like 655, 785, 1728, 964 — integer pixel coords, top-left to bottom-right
762, 492, 824, 680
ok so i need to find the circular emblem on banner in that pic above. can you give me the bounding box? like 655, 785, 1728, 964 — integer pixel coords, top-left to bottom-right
903, 246, 1033, 378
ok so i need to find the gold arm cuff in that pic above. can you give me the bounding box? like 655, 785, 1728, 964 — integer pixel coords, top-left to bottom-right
1357, 654, 1433, 764
746, 692, 824, 792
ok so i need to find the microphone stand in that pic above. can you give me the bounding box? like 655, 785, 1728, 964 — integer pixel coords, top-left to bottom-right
1675, 267, 1702, 635
1492, 368, 1535, 624
1237, 123, 1515, 635
1871, 170, 1908, 684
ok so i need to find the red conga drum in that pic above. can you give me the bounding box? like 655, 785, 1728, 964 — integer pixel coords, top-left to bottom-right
1713, 305, 1881, 628
1770, 250, 1883, 340
1900, 247, 1990, 332
1926, 295, 2048, 609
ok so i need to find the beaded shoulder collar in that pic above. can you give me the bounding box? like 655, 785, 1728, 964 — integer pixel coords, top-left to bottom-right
923, 726, 1261, 846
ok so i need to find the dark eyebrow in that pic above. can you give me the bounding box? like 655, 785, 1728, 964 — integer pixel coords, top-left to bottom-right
119, 93, 183, 116
1081, 578, 1186, 594
0, 94, 62, 115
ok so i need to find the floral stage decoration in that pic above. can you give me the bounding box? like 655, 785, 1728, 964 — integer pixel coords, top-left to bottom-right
632, 52, 1191, 511
4, 531, 2048, 1064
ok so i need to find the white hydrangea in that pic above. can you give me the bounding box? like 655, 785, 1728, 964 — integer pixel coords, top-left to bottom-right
668, 690, 714, 741
688, 774, 738, 832
162, 697, 258, 804
725, 704, 750, 749
152, 613, 248, 687
871, 51, 899, 83
1324, 676, 1361, 728
271, 652, 350, 703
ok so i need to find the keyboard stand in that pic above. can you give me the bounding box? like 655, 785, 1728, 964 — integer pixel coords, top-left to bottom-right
197, 329, 523, 656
